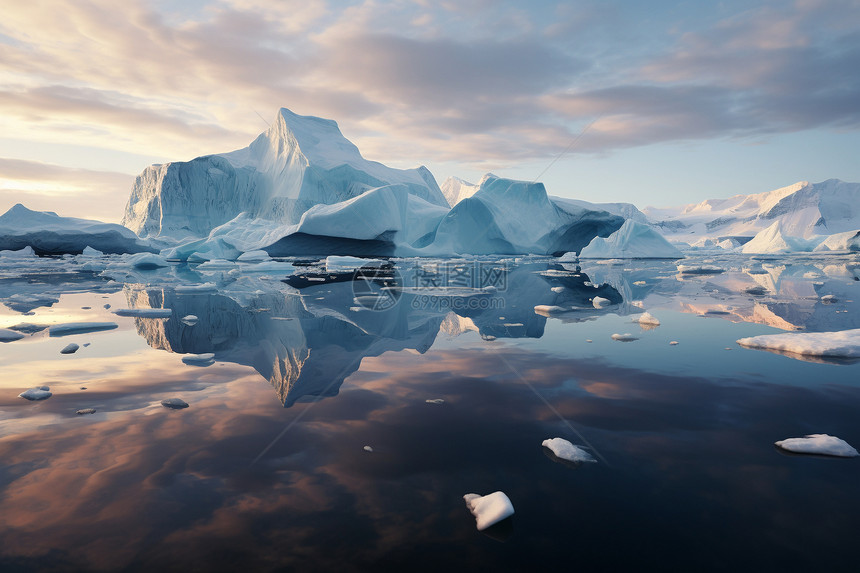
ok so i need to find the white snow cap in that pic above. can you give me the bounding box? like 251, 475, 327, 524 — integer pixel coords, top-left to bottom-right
542, 437, 596, 463
775, 434, 859, 457
463, 491, 515, 531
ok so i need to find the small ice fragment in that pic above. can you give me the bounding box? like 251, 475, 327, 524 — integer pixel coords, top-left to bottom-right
745, 286, 767, 295
237, 250, 270, 262
113, 308, 172, 318
632, 312, 660, 326
611, 333, 638, 342
550, 286, 565, 293
103, 303, 111, 309
592, 296, 610, 309
585, 339, 593, 343
181, 353, 215, 366
180, 314, 199, 326
60, 343, 79, 354
425, 398, 445, 404
482, 285, 497, 293
669, 341, 679, 345
820, 294, 838, 304
363, 445, 374, 452
0, 328, 25, 342
463, 491, 515, 531
633, 280, 646, 286
161, 398, 189, 409
76, 408, 96, 415
80, 387, 87, 390
542, 437, 596, 463
19, 387, 52, 400
775, 434, 858, 457
534, 304, 568, 314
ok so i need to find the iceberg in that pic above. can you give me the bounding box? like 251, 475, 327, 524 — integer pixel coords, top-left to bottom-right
427, 174, 624, 256
813, 229, 860, 252
463, 491, 515, 531
775, 434, 858, 457
440, 175, 480, 207
19, 386, 52, 401
0, 204, 153, 255
123, 108, 448, 240
741, 221, 822, 254
579, 220, 683, 259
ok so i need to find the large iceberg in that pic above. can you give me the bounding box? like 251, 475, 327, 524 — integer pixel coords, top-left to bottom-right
440, 176, 480, 207
425, 174, 624, 256
579, 220, 682, 259
0, 204, 152, 255
123, 108, 448, 240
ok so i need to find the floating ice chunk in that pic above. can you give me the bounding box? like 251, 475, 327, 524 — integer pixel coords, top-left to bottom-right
181, 353, 215, 366
550, 286, 565, 293
820, 294, 838, 304
81, 246, 103, 257
196, 259, 236, 270
611, 333, 639, 342
542, 437, 596, 463
0, 328, 25, 342
174, 283, 217, 293
161, 398, 189, 409
737, 328, 860, 359
326, 255, 385, 272
534, 305, 569, 314
592, 296, 610, 309
579, 220, 683, 259
677, 264, 725, 275
633, 280, 646, 286
19, 386, 52, 400
425, 398, 445, 404
113, 308, 172, 318
181, 315, 199, 326
775, 434, 858, 457
0, 245, 36, 257
76, 408, 97, 415
632, 312, 660, 326
49, 322, 118, 337
463, 491, 515, 531
60, 343, 79, 354
237, 260, 295, 273
363, 445, 374, 452
669, 341, 679, 345
127, 252, 169, 269
745, 285, 768, 295
237, 250, 270, 262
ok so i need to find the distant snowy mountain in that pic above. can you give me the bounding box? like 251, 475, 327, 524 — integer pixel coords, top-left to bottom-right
440, 176, 480, 207
646, 179, 860, 243
123, 108, 447, 239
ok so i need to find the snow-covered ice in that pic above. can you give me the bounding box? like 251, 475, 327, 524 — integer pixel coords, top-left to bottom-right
611, 333, 639, 341
181, 315, 199, 326
775, 434, 858, 457
579, 220, 683, 259
325, 255, 385, 272
633, 312, 660, 326
542, 437, 596, 463
463, 491, 515, 531
737, 328, 860, 359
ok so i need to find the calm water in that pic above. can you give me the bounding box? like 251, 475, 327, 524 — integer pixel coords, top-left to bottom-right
1, 253, 859, 572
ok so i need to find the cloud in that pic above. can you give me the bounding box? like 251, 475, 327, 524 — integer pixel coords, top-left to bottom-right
0, 158, 133, 221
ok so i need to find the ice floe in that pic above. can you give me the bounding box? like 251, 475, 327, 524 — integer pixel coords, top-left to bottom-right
611, 333, 639, 341
76, 408, 97, 415
181, 353, 215, 366
463, 491, 515, 531
632, 312, 661, 326
737, 328, 860, 359
48, 322, 118, 336
775, 434, 858, 457
181, 315, 199, 326
542, 437, 596, 463
113, 308, 172, 318
60, 343, 79, 354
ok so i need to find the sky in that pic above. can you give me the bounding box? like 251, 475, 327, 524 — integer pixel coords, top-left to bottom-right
1, 0, 859, 223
